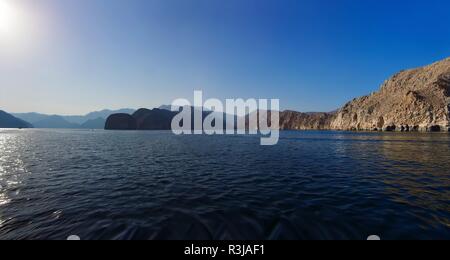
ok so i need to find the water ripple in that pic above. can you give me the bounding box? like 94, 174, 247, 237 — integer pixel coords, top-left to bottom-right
0, 129, 449, 240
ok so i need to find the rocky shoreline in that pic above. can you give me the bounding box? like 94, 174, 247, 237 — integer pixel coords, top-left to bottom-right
273, 57, 450, 132
106, 57, 450, 132
329, 57, 450, 132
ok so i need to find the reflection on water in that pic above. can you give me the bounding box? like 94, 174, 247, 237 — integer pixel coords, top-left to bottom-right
0, 132, 28, 232
0, 135, 26, 184
0, 129, 449, 240
0, 194, 10, 206
377, 134, 450, 229
332, 133, 450, 230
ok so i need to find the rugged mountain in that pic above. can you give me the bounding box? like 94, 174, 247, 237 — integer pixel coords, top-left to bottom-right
279, 111, 335, 130
105, 114, 137, 130
331, 57, 450, 131
132, 108, 177, 130
278, 58, 450, 132
106, 58, 450, 132
0, 110, 33, 128
80, 118, 106, 129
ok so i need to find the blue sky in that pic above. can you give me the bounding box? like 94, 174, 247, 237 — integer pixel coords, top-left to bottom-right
1, 0, 450, 115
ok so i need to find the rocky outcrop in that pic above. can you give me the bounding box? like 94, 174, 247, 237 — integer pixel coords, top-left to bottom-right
280, 111, 335, 130
105, 113, 137, 130
106, 108, 217, 131
330, 57, 450, 132
279, 58, 450, 132
0, 110, 33, 128
106, 109, 180, 130
13, 109, 135, 127
133, 108, 177, 130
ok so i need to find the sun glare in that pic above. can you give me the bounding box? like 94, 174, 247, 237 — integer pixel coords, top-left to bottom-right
0, 0, 38, 55
0, 0, 18, 34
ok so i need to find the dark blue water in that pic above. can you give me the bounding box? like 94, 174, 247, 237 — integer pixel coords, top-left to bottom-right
0, 129, 449, 240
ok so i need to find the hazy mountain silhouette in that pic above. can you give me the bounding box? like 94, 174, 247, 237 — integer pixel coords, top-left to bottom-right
80, 118, 106, 129
105, 114, 137, 130
13, 109, 134, 129
158, 105, 212, 112
0, 110, 33, 128
33, 115, 81, 129
63, 109, 135, 124
11, 112, 50, 125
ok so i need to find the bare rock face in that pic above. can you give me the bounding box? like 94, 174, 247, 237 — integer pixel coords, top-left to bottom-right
330, 58, 450, 132
280, 111, 335, 130
105, 113, 137, 130
132, 108, 177, 130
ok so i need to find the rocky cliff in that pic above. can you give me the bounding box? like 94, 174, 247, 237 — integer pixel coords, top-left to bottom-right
279, 111, 335, 130
132, 108, 177, 130
280, 57, 450, 132
330, 57, 450, 132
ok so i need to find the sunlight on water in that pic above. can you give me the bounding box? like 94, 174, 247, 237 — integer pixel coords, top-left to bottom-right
0, 132, 26, 208
0, 194, 10, 206
0, 129, 449, 239
0, 134, 9, 228
0, 135, 9, 207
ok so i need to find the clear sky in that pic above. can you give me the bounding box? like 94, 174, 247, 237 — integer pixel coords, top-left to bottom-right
1, 0, 450, 115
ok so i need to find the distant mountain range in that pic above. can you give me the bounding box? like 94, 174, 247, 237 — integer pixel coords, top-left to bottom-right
6, 58, 450, 132
80, 117, 109, 129
10, 109, 135, 129
31, 115, 81, 129
105, 58, 450, 133
0, 110, 33, 128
